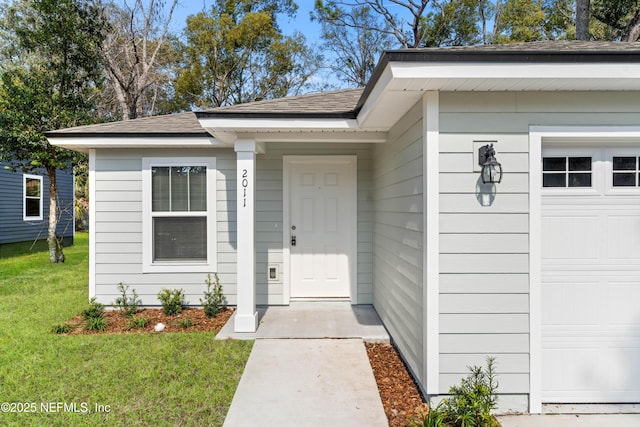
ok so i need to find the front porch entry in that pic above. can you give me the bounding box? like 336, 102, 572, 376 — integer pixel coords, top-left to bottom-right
283, 156, 357, 302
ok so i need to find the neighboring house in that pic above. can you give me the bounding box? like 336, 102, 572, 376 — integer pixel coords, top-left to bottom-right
0, 161, 74, 248
46, 41, 640, 413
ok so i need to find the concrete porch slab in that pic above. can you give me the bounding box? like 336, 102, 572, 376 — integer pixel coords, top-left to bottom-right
215, 302, 390, 342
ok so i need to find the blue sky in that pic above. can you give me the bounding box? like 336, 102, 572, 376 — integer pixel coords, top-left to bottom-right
169, 1, 323, 41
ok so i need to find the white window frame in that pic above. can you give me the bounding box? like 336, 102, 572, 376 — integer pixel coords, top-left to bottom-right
23, 174, 43, 221
541, 148, 601, 196
142, 157, 217, 273
605, 148, 640, 195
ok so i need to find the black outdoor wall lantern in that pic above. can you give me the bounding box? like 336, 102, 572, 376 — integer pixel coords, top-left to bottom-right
478, 143, 503, 184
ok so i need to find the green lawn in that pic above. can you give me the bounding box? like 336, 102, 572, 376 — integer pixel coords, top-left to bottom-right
0, 233, 252, 426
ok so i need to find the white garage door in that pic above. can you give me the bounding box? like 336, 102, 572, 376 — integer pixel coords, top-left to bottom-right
542, 147, 640, 403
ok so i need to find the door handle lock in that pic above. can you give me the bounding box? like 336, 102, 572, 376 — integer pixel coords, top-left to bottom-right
291, 235, 296, 246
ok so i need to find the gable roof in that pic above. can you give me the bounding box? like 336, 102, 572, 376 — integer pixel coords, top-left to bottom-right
46, 41, 640, 142
45, 111, 208, 137
198, 88, 363, 117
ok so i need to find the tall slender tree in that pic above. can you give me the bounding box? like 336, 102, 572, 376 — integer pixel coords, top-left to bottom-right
576, 0, 590, 40
0, 0, 107, 262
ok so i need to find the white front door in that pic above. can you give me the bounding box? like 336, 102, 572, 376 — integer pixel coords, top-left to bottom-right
541, 147, 640, 403
285, 156, 356, 299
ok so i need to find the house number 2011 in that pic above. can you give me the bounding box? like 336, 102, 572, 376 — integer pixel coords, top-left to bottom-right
241, 169, 248, 207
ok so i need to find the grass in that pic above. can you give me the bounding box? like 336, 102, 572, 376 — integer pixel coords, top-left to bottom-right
0, 233, 253, 426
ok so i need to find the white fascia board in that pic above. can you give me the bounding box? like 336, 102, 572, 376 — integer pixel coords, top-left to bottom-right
389, 61, 640, 82
47, 136, 222, 153
197, 117, 361, 131
235, 131, 387, 144
356, 64, 395, 128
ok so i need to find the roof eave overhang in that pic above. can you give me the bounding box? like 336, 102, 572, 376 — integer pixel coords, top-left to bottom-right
47, 134, 221, 153
356, 55, 640, 129
196, 115, 387, 144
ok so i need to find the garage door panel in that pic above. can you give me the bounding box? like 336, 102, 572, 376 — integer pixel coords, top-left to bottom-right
542, 215, 599, 261
607, 282, 640, 327
542, 280, 600, 326
542, 147, 640, 403
607, 215, 640, 260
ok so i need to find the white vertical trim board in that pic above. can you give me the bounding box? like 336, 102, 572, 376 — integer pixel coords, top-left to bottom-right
528, 125, 640, 414
528, 129, 542, 414
423, 91, 440, 395
88, 149, 97, 299
234, 140, 260, 332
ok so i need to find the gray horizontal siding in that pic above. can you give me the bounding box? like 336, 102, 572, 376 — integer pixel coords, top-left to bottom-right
373, 100, 425, 385
93, 148, 237, 306
0, 161, 74, 245
438, 94, 532, 397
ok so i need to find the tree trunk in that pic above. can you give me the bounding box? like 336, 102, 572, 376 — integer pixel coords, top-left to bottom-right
576, 0, 590, 41
46, 166, 65, 263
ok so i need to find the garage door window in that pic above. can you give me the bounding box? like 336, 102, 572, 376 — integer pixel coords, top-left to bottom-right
612, 156, 640, 187
543, 156, 592, 188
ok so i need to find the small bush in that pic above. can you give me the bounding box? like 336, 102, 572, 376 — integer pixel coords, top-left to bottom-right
85, 316, 107, 331
113, 282, 141, 316
126, 315, 149, 330
200, 273, 225, 318
157, 288, 186, 315
178, 317, 193, 329
82, 298, 105, 320
51, 324, 73, 334
409, 402, 446, 427
440, 356, 500, 427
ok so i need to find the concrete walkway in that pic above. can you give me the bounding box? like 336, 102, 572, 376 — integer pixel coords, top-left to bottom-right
223, 339, 388, 426
221, 303, 390, 426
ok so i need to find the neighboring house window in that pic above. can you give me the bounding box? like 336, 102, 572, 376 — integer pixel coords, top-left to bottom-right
142, 158, 216, 273
612, 156, 640, 187
542, 156, 592, 188
23, 174, 43, 220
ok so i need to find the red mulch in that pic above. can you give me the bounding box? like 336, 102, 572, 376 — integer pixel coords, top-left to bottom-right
61, 307, 233, 335
366, 342, 429, 427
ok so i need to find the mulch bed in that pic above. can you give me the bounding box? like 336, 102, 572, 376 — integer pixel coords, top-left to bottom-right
62, 307, 233, 335
366, 342, 429, 427
59, 308, 427, 426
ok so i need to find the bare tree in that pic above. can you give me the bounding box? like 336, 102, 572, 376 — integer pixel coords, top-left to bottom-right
102, 0, 178, 120
315, 0, 431, 48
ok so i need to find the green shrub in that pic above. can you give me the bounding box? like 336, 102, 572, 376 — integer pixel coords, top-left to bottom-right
82, 297, 105, 320
409, 402, 446, 427
157, 288, 186, 315
113, 282, 141, 316
126, 314, 149, 330
51, 323, 73, 334
200, 273, 225, 318
85, 316, 107, 331
441, 356, 499, 427
178, 317, 193, 329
